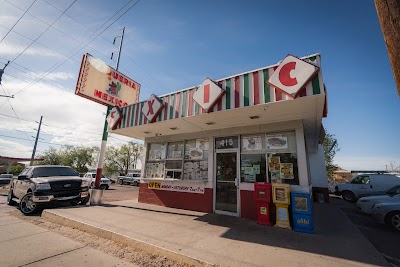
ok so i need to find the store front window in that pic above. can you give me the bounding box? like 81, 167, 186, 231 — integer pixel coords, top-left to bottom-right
240, 131, 299, 185
145, 139, 209, 180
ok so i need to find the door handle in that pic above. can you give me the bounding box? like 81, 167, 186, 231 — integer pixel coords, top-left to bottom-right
235, 178, 239, 187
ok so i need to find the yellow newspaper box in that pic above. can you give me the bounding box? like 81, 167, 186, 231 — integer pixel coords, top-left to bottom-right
272, 183, 291, 229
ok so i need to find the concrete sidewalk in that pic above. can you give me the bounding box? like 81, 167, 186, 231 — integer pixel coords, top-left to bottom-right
41, 199, 389, 267
0, 211, 138, 267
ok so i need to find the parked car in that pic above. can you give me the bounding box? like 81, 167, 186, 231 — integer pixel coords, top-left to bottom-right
371, 202, 400, 231
0, 174, 13, 185
334, 173, 400, 203
7, 165, 90, 215
358, 184, 400, 198
83, 172, 111, 189
356, 193, 400, 214
117, 173, 140, 186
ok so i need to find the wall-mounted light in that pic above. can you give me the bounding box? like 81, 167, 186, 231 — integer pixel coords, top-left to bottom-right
170, 127, 178, 130
205, 121, 215, 125
144, 131, 151, 134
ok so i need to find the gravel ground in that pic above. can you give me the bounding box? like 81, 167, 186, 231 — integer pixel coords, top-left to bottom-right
5, 184, 198, 267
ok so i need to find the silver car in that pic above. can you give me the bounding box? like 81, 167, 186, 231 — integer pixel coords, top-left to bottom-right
371, 202, 400, 231
356, 193, 400, 214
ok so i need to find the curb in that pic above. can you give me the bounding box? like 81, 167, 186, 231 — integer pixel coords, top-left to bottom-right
41, 210, 213, 267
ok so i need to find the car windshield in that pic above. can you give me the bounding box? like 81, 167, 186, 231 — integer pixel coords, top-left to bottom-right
0, 174, 13, 178
32, 167, 79, 178
91, 174, 105, 178
387, 186, 400, 195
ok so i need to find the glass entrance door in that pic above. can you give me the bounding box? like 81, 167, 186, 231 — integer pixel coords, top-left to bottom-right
215, 152, 239, 215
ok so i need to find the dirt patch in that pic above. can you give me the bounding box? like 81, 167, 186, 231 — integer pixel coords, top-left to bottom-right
6, 210, 198, 267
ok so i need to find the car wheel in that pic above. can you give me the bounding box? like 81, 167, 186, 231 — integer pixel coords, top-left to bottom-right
91, 182, 94, 187
118, 179, 123, 185
80, 195, 90, 205
133, 181, 138, 186
387, 211, 400, 231
19, 192, 40, 215
7, 188, 16, 206
342, 191, 357, 203
106, 185, 109, 190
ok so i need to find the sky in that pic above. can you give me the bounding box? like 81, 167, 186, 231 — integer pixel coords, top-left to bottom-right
0, 0, 399, 171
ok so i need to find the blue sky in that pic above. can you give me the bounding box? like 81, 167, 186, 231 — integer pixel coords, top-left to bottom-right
0, 0, 399, 170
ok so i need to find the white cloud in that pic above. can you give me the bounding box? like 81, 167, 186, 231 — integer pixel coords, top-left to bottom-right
0, 138, 33, 158
334, 156, 400, 171
0, 42, 63, 58
23, 71, 75, 81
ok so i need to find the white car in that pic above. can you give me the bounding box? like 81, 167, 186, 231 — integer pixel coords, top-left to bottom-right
356, 193, 400, 214
83, 172, 111, 190
335, 173, 400, 202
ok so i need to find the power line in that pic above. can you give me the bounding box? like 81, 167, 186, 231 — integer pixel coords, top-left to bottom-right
0, 0, 37, 44
13, 0, 141, 97
0, 83, 34, 145
11, 0, 78, 63
0, 134, 64, 146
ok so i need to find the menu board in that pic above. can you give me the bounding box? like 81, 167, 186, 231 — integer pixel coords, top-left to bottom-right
184, 160, 208, 180
266, 135, 288, 150
145, 162, 165, 178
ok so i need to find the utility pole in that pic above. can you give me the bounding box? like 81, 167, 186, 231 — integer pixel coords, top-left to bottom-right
30, 116, 43, 166
0, 60, 10, 85
93, 27, 125, 191
375, 0, 400, 95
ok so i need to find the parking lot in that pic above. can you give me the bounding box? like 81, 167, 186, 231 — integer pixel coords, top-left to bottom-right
101, 183, 139, 202
330, 195, 400, 266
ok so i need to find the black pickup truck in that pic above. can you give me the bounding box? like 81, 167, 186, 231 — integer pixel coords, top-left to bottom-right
7, 165, 90, 215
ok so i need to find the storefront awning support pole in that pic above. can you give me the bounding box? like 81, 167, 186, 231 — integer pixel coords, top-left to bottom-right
94, 27, 125, 189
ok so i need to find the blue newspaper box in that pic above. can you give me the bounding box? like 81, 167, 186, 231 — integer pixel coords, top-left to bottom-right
291, 192, 313, 233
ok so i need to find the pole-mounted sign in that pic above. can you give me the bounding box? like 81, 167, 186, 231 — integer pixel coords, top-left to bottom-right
268, 55, 319, 97
75, 53, 140, 107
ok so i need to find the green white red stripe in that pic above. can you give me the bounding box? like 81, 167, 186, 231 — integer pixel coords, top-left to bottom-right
116, 54, 324, 129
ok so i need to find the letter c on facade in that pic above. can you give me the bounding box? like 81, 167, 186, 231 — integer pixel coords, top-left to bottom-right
279, 61, 298, 87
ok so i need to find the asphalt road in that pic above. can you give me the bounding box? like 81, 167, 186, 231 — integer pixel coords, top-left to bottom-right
331, 195, 400, 266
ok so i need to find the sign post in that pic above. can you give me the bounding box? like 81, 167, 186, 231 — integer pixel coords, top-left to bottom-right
75, 27, 140, 204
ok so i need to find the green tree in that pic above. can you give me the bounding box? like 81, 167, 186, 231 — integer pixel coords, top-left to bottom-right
104, 141, 143, 175
10, 164, 24, 175
35, 145, 99, 173
34, 147, 62, 165
323, 132, 340, 181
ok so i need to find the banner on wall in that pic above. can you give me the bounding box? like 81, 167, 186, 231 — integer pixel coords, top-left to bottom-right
148, 181, 205, 194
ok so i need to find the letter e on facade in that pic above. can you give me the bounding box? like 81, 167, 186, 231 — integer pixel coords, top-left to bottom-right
268, 55, 319, 97
142, 94, 164, 123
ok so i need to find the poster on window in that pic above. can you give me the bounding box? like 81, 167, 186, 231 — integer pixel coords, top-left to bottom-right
242, 136, 262, 151
268, 156, 281, 172
280, 163, 294, 179
266, 135, 288, 150
294, 196, 309, 212
189, 148, 203, 160
196, 138, 209, 151
270, 171, 281, 183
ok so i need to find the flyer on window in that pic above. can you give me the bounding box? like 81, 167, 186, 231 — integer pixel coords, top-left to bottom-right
242, 136, 262, 151
196, 138, 209, 151
280, 163, 294, 179
189, 148, 203, 160
268, 156, 281, 172
266, 135, 288, 150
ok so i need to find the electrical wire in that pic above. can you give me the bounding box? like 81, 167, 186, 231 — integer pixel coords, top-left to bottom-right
11, 0, 78, 63
13, 0, 141, 97
0, 134, 64, 146
0, 0, 37, 44
0, 83, 34, 145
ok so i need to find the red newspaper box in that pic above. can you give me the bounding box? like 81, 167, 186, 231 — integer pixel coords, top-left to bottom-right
254, 182, 272, 225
